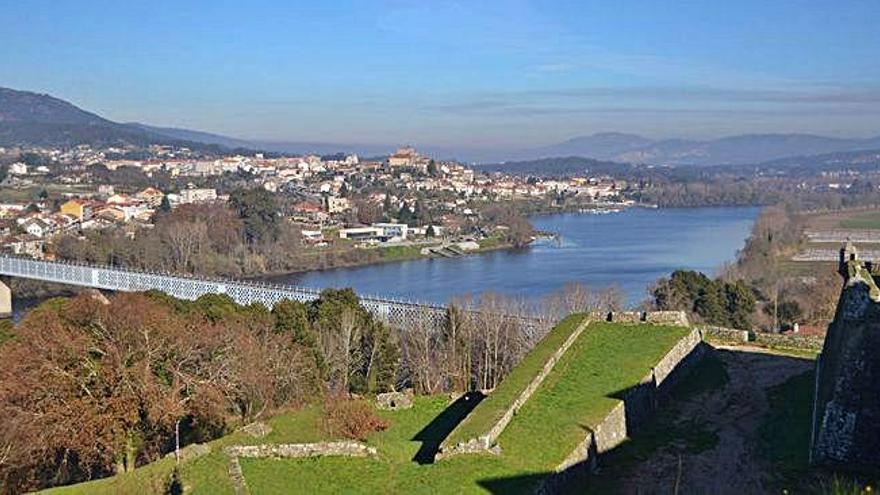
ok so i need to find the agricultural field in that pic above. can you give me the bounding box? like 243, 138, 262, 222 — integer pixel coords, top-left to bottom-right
791, 209, 880, 265
838, 212, 880, 230
802, 208, 880, 232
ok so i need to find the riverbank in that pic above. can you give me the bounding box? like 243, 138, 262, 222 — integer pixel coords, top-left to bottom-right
506, 198, 652, 218
7, 208, 760, 314
270, 207, 760, 305
256, 235, 523, 281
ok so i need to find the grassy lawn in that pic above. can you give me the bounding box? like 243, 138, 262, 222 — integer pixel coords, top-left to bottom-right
240, 396, 519, 495
477, 235, 508, 251
0, 184, 96, 203
495, 322, 691, 473
245, 323, 688, 494
374, 244, 424, 262
778, 260, 837, 277
445, 313, 588, 446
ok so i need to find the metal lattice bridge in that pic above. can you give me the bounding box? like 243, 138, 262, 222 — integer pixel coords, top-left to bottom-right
0, 255, 452, 329
0, 256, 545, 333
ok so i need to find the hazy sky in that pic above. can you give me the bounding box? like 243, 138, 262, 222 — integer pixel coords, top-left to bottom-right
2, 0, 879, 148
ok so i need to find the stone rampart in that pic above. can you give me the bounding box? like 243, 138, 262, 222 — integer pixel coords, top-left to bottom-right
753, 332, 824, 352
591, 311, 689, 327
645, 311, 690, 327
537, 327, 706, 494
653, 328, 704, 386
437, 317, 592, 458
700, 325, 750, 344
223, 441, 376, 459
610, 311, 642, 323
812, 259, 880, 470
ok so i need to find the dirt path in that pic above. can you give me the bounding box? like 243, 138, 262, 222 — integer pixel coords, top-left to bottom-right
618, 347, 814, 494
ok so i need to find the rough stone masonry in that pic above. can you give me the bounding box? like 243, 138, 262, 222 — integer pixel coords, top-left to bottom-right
811, 242, 880, 471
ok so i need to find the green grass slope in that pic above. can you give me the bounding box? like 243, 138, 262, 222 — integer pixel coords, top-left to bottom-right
445, 313, 588, 446
495, 322, 690, 473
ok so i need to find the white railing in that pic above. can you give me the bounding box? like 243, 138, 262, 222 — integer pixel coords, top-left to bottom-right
0, 255, 449, 329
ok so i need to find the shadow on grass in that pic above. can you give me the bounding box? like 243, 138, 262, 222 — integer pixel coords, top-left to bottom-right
411, 391, 486, 465
475, 346, 820, 494
478, 472, 554, 495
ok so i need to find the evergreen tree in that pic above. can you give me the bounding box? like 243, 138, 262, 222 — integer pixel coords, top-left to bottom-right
368, 323, 400, 393
229, 187, 280, 244
724, 280, 755, 329
159, 194, 172, 213
273, 299, 325, 373
695, 283, 727, 326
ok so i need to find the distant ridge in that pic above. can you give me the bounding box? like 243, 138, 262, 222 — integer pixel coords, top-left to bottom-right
0, 87, 226, 150
474, 156, 635, 177
3, 86, 879, 166
131, 124, 396, 157
515, 131, 880, 166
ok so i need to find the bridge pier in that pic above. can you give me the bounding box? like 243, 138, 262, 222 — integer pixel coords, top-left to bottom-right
0, 280, 11, 318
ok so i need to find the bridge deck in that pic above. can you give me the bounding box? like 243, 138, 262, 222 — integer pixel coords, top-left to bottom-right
0, 256, 447, 328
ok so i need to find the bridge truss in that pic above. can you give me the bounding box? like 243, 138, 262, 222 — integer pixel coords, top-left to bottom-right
0, 256, 450, 330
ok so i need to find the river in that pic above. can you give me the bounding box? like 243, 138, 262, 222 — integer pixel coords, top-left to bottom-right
266, 206, 760, 306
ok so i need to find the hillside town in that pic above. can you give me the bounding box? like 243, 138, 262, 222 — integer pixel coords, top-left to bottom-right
0, 144, 628, 264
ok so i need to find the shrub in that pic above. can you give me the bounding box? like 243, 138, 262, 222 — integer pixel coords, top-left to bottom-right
323, 397, 389, 441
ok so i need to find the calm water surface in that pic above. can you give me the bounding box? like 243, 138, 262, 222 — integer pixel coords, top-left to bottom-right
268, 207, 759, 305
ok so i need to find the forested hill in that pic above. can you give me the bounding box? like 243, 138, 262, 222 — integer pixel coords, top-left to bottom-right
0, 87, 228, 151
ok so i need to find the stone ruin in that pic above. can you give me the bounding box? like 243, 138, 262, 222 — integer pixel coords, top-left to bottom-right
589, 310, 690, 327
376, 389, 414, 411
811, 242, 880, 471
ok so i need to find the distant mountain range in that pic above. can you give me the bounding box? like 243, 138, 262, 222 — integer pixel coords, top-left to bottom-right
513, 132, 880, 166
2, 86, 880, 167
479, 147, 880, 178
474, 156, 636, 177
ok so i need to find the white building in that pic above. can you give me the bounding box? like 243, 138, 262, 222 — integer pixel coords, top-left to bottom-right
339, 226, 382, 242
179, 188, 218, 204
8, 163, 28, 175
20, 217, 53, 238
325, 196, 351, 214
371, 223, 408, 242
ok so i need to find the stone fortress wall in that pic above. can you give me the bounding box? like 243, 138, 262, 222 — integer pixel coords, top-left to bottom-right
223, 441, 377, 459
811, 242, 880, 470
439, 311, 692, 459
438, 316, 593, 458
591, 310, 691, 327
539, 327, 706, 493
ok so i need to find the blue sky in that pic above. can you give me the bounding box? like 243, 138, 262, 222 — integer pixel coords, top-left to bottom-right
2, 0, 879, 148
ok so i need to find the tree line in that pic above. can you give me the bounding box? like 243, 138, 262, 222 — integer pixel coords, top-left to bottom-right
651, 270, 755, 329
